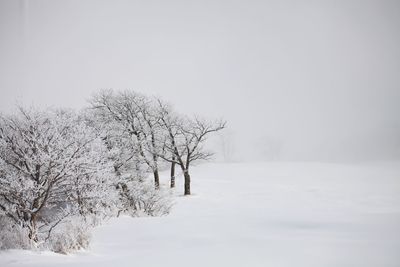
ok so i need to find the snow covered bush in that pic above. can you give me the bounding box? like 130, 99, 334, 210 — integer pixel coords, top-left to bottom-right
0, 107, 115, 251
0, 215, 30, 250
116, 174, 172, 217
43, 215, 91, 254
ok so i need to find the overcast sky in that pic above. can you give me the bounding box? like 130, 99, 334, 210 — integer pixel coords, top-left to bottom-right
1, 0, 399, 161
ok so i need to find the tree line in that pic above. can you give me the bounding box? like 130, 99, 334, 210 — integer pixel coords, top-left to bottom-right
0, 89, 225, 253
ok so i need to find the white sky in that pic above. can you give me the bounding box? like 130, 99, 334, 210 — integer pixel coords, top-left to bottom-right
1, 0, 399, 161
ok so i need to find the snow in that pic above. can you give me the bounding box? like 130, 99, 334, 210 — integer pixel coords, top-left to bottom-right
1, 161, 400, 267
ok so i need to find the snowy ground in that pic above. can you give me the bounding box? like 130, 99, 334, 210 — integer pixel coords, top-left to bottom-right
1, 161, 400, 267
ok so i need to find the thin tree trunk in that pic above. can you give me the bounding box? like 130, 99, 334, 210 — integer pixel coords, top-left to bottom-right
183, 171, 191, 195
170, 159, 176, 188
154, 170, 160, 189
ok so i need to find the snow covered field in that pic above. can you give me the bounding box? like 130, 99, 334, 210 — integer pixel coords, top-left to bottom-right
1, 161, 400, 267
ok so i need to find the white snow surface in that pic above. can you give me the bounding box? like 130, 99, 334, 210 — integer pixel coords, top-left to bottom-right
1, 161, 400, 267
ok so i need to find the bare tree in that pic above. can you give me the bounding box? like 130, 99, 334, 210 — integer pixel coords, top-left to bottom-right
156, 100, 226, 195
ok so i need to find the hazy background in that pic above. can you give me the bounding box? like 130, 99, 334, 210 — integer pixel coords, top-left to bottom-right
1, 0, 399, 162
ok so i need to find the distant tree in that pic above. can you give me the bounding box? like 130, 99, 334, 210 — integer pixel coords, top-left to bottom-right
218, 129, 236, 162
255, 135, 283, 161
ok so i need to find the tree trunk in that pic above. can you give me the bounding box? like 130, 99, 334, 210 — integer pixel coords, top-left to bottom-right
28, 197, 40, 247
183, 171, 191, 195
170, 161, 176, 188
154, 170, 160, 189
28, 214, 38, 247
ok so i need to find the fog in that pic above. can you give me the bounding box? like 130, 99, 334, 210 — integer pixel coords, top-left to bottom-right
1, 0, 399, 162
